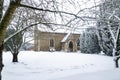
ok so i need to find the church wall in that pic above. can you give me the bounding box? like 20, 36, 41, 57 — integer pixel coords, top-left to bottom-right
36, 32, 66, 51
34, 31, 80, 52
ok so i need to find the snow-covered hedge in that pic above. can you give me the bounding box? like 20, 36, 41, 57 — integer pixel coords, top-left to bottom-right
80, 27, 101, 54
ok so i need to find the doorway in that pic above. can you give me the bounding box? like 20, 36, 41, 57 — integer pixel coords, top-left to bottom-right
69, 41, 73, 52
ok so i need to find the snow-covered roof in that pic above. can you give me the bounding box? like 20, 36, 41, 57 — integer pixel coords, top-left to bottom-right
61, 32, 71, 42
37, 24, 82, 34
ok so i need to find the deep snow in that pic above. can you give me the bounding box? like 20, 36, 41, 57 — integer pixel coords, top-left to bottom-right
2, 51, 120, 80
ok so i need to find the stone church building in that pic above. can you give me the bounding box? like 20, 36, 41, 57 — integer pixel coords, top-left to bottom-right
34, 28, 80, 52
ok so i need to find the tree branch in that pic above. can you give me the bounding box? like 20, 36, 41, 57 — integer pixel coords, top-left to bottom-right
4, 22, 67, 44
19, 3, 84, 21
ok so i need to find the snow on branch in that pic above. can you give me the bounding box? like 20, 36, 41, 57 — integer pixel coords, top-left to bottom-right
107, 9, 120, 58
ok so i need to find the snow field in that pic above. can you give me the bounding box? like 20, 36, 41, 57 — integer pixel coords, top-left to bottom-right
2, 51, 119, 80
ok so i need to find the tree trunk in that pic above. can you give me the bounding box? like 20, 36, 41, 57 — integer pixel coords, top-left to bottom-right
0, 0, 21, 80
115, 29, 120, 68
12, 53, 18, 62
114, 55, 120, 68
0, 43, 3, 80
114, 58, 119, 68
0, 0, 4, 80
0, 0, 3, 20
0, 0, 21, 46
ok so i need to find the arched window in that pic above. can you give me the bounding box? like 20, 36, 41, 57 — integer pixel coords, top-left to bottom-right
50, 38, 54, 47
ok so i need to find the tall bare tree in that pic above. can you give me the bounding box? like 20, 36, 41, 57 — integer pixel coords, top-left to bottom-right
0, 0, 21, 79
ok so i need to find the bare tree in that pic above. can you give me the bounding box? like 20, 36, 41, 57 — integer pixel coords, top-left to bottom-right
0, 0, 21, 79
4, 28, 23, 62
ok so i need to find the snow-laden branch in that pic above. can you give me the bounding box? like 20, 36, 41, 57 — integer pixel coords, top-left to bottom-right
107, 11, 116, 57
106, 13, 120, 21
4, 23, 38, 44
107, 9, 120, 59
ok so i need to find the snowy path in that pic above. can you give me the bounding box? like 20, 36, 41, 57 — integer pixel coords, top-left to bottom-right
2, 51, 120, 80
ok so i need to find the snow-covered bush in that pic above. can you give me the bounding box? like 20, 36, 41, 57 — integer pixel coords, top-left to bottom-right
97, 21, 114, 56
80, 27, 101, 54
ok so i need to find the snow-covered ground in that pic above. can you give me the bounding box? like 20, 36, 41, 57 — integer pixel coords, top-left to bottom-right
2, 51, 120, 80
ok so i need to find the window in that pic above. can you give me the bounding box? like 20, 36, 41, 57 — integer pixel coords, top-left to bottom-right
77, 39, 80, 50
50, 38, 54, 47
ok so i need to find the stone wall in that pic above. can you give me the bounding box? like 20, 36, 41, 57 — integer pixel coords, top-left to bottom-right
34, 31, 80, 52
